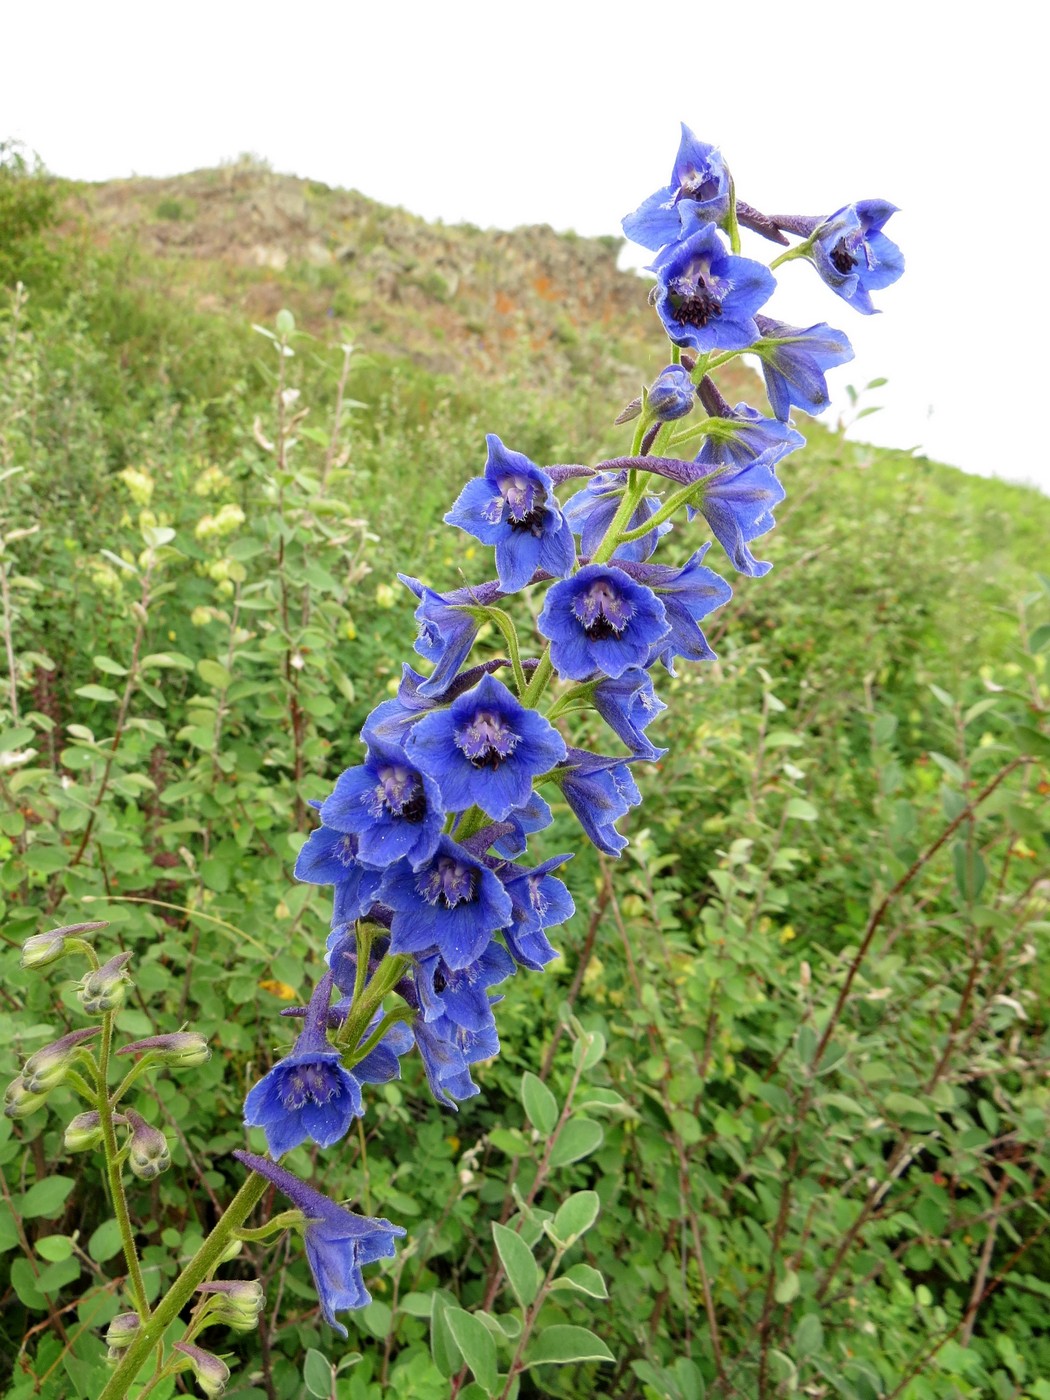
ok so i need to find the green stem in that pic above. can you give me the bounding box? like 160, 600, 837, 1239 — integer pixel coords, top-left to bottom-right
589, 476, 650, 566
770, 236, 814, 271
334, 954, 412, 1053
64, 1068, 100, 1104
520, 650, 555, 708
96, 1013, 151, 1324
477, 607, 527, 694
617, 480, 704, 543
665, 414, 717, 451
97, 1170, 270, 1400
345, 1007, 414, 1071
727, 175, 741, 254
109, 1054, 158, 1110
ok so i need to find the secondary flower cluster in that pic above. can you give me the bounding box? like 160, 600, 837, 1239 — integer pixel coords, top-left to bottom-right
235, 122, 902, 1340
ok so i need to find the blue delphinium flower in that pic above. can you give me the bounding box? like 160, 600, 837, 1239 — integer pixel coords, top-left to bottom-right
562, 470, 671, 564
319, 742, 445, 870
651, 223, 775, 353
493, 790, 553, 859
411, 1014, 500, 1109
538, 564, 669, 681
689, 459, 787, 578
379, 834, 513, 970
752, 315, 854, 421
593, 666, 668, 760
243, 975, 363, 1158
406, 672, 566, 820
809, 201, 904, 315
622, 123, 730, 252
397, 576, 506, 700
555, 749, 641, 856
621, 546, 733, 670
444, 435, 576, 592
496, 853, 575, 969
234, 1150, 405, 1336
415, 940, 515, 1030
648, 364, 696, 421
693, 401, 806, 478
294, 827, 382, 921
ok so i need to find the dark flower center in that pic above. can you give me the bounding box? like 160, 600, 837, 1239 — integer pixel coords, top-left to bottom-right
455, 708, 520, 769
368, 764, 427, 823
830, 238, 858, 275
420, 856, 478, 909
677, 168, 720, 204
279, 1061, 343, 1111
668, 272, 723, 328
574, 579, 634, 640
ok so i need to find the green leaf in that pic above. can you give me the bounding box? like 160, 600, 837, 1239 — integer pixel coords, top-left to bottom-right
140, 652, 194, 670
883, 1092, 937, 1132
572, 1029, 606, 1071
197, 658, 232, 689
430, 1295, 463, 1378
24, 844, 70, 873
784, 796, 818, 822
142, 524, 176, 549
794, 1312, 824, 1357
10, 1257, 46, 1309
303, 1348, 334, 1398
548, 1118, 603, 1169
93, 655, 129, 676
35, 1235, 73, 1262
276, 309, 296, 335
492, 1222, 541, 1309
952, 840, 987, 903
521, 1071, 557, 1136
20, 1176, 75, 1219
774, 1269, 800, 1304
1015, 725, 1050, 761
88, 1218, 125, 1263
549, 1263, 608, 1299
444, 1307, 498, 1396
0, 726, 34, 751
75, 683, 120, 703
523, 1325, 614, 1368
488, 1128, 531, 1157
551, 1191, 600, 1243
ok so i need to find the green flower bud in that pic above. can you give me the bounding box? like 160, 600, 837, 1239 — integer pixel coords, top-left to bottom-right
4, 1075, 49, 1119
173, 1341, 230, 1398
105, 1311, 141, 1350
20, 920, 108, 970
217, 1237, 243, 1263
196, 1279, 265, 1332
77, 951, 133, 1016
64, 1109, 114, 1153
22, 1027, 101, 1095
116, 1031, 210, 1068
124, 1109, 171, 1180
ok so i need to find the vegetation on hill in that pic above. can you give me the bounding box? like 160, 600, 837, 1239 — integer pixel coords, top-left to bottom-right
1, 148, 1048, 1400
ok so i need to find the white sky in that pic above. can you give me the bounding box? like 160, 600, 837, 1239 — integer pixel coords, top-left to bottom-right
5, 1, 1048, 492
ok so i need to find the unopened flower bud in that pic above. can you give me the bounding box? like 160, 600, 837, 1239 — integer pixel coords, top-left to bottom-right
4, 1075, 49, 1119
116, 1032, 211, 1069
64, 1110, 107, 1152
218, 1237, 244, 1263
196, 1278, 265, 1331
174, 1341, 230, 1398
22, 1027, 101, 1095
105, 1312, 141, 1350
77, 951, 133, 1016
124, 1109, 171, 1180
20, 921, 108, 970
648, 364, 696, 421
